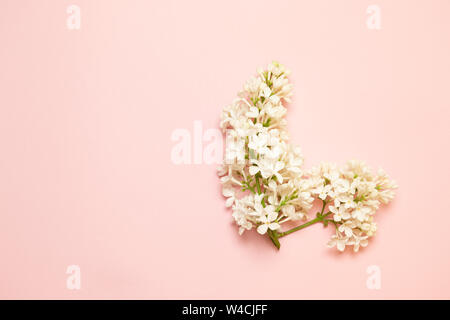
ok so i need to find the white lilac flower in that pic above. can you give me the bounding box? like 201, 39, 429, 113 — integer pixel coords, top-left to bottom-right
224, 131, 246, 165
327, 235, 348, 252
219, 62, 397, 252
260, 85, 272, 99
222, 187, 236, 208
375, 169, 398, 204
314, 183, 332, 201
349, 231, 369, 252
231, 200, 253, 235
329, 204, 350, 222
333, 178, 350, 194
249, 158, 285, 183
257, 206, 280, 235
281, 204, 306, 221
249, 194, 265, 217
245, 106, 260, 119
338, 221, 355, 237
248, 132, 270, 156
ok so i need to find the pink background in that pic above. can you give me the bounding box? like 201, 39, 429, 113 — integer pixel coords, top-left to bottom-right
1, 0, 449, 299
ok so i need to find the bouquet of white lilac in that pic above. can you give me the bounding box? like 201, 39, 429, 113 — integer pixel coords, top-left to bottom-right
218, 61, 397, 251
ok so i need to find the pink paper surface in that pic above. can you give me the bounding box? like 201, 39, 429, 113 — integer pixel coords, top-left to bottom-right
0, 0, 449, 299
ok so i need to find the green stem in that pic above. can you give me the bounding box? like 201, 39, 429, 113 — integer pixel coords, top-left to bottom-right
277, 201, 331, 238
268, 230, 280, 249
277, 217, 322, 238
324, 219, 339, 226
320, 199, 327, 214
243, 179, 256, 194
255, 175, 262, 194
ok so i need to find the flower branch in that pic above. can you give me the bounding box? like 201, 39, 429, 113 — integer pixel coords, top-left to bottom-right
218, 62, 397, 252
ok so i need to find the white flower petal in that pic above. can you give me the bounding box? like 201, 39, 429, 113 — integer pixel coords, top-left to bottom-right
327, 240, 336, 248
275, 161, 285, 171
249, 166, 260, 175
225, 197, 234, 207
268, 223, 280, 230
337, 241, 346, 252
257, 224, 268, 235
267, 211, 278, 221
222, 188, 234, 197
